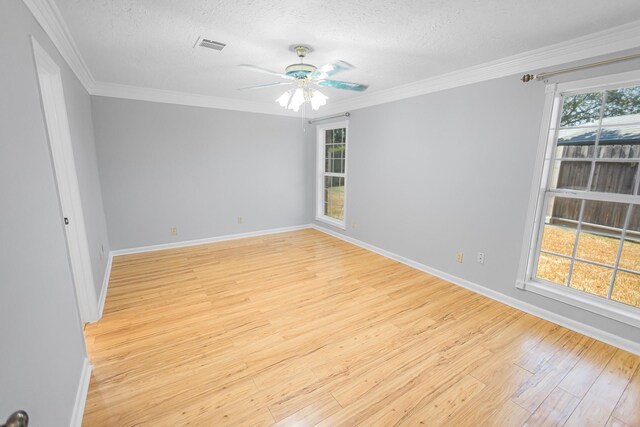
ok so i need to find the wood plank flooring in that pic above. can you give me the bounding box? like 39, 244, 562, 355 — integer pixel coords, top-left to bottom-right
83, 229, 640, 426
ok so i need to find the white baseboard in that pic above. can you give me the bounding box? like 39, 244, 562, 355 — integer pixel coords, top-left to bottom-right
111, 224, 312, 256
96, 252, 112, 320
70, 357, 92, 427
311, 224, 640, 355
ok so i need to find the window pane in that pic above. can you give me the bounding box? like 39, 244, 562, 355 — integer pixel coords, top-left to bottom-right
557, 127, 599, 146
324, 175, 331, 191
611, 271, 640, 307
331, 158, 341, 173
629, 205, 640, 232
540, 225, 576, 257
547, 196, 581, 227
619, 206, 640, 271
556, 144, 593, 159
325, 129, 334, 144
536, 254, 570, 285
619, 239, 640, 272
570, 261, 612, 298
324, 176, 344, 220
575, 231, 620, 266
332, 143, 345, 159
603, 85, 640, 123
582, 200, 629, 230
560, 92, 603, 127
598, 125, 640, 147
590, 162, 638, 194
597, 144, 640, 159
550, 160, 591, 190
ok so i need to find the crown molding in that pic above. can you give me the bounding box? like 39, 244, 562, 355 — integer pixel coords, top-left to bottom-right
91, 82, 299, 117
22, 0, 96, 92
22, 0, 640, 117
318, 20, 640, 116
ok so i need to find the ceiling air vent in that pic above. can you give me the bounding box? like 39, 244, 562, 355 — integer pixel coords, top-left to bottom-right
194, 37, 226, 51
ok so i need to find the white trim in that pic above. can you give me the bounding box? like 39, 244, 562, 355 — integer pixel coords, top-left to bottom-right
316, 121, 348, 229
70, 357, 92, 427
20, 0, 640, 117
97, 252, 112, 319
21, 0, 95, 92
520, 280, 640, 329
312, 224, 640, 356
315, 215, 347, 230
318, 21, 640, 116
555, 69, 640, 94
91, 82, 299, 117
111, 225, 311, 256
32, 37, 99, 323
516, 84, 560, 296
516, 70, 640, 329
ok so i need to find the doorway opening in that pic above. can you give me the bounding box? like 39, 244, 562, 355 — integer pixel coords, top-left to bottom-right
32, 37, 98, 323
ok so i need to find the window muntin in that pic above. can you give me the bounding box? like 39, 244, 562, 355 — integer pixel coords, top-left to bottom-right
316, 123, 347, 227
533, 83, 640, 309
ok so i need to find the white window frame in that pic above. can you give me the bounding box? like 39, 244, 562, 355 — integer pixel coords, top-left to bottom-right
316, 120, 348, 229
516, 69, 640, 328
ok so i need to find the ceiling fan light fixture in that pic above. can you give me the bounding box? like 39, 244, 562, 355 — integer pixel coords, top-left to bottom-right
288, 87, 305, 112
276, 90, 292, 107
258, 46, 366, 113
310, 89, 328, 111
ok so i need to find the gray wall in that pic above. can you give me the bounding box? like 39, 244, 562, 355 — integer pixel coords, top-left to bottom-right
0, 0, 108, 424
309, 68, 640, 344
64, 72, 111, 300
92, 97, 309, 250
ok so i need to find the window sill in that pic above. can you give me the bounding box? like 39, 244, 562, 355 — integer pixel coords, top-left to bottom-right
315, 215, 346, 230
516, 279, 640, 329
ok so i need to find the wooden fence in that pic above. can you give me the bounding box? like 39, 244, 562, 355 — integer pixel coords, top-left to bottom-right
551, 143, 639, 235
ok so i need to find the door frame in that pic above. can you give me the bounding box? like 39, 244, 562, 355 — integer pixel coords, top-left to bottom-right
32, 37, 98, 322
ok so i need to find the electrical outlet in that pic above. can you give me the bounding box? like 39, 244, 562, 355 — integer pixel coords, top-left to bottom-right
170, 227, 178, 236
351, 221, 357, 229
477, 252, 485, 264
456, 252, 464, 263
237, 216, 243, 224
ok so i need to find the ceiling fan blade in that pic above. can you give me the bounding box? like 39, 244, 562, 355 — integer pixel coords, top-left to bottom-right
309, 60, 354, 80
317, 79, 369, 92
238, 64, 293, 80
238, 82, 291, 91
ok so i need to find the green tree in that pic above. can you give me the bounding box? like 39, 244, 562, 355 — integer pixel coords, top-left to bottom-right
560, 86, 640, 126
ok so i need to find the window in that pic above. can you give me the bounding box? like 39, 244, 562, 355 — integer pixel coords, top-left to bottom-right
316, 121, 348, 228
518, 71, 640, 327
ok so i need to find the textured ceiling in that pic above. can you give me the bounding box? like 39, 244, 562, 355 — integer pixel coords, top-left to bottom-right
55, 0, 640, 105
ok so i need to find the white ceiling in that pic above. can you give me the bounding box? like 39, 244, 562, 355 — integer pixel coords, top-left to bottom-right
54, 0, 640, 107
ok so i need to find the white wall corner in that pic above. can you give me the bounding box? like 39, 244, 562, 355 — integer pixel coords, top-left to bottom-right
70, 357, 92, 427
22, 0, 96, 92
110, 224, 312, 256
96, 252, 112, 320
91, 82, 299, 117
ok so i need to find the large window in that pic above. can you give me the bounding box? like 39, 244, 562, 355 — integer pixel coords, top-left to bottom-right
519, 72, 640, 326
316, 121, 348, 228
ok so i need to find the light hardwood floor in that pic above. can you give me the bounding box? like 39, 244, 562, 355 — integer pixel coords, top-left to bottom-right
83, 229, 640, 426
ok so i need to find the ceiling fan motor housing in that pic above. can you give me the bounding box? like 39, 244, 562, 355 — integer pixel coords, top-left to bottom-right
285, 63, 317, 78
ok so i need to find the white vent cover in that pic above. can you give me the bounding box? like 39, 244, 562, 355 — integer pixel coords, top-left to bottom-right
194, 37, 226, 51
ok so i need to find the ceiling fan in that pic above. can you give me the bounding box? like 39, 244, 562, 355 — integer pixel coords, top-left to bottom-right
238, 46, 368, 112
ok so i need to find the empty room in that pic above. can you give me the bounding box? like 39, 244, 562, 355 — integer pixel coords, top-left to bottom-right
2, 0, 640, 425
